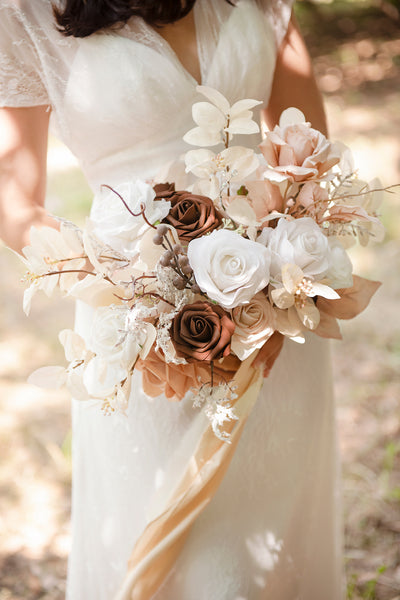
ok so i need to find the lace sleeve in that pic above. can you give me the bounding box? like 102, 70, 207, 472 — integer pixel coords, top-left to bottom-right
0, 2, 50, 107
256, 0, 295, 49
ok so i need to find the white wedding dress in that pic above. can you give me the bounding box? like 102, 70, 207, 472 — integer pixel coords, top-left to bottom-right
0, 0, 344, 598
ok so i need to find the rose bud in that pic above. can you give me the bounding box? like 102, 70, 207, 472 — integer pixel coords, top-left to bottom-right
153, 233, 164, 245
173, 275, 186, 290
163, 250, 174, 261
173, 243, 183, 254
191, 284, 201, 294
159, 254, 172, 267
181, 264, 193, 276
178, 255, 189, 267
156, 224, 169, 236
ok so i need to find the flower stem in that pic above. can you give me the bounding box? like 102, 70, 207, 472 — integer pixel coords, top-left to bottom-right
101, 184, 157, 229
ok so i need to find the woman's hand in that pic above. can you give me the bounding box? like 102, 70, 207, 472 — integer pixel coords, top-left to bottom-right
0, 105, 55, 253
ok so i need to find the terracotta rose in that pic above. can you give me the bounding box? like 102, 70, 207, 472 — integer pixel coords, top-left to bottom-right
172, 301, 235, 363
136, 347, 240, 401
154, 183, 222, 243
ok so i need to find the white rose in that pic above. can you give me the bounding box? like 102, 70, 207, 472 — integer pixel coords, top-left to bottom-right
326, 239, 353, 289
261, 217, 330, 282
187, 229, 271, 310
231, 292, 276, 360
91, 180, 170, 257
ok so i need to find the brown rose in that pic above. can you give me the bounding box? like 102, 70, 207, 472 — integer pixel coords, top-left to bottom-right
172, 301, 235, 362
156, 186, 222, 243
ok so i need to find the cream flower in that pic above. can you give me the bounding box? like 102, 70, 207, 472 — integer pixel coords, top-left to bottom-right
90, 180, 170, 258
187, 229, 271, 310
19, 223, 86, 315
259, 217, 331, 283
271, 264, 339, 330
28, 329, 93, 401
185, 146, 259, 182
80, 305, 155, 401
224, 196, 259, 229
231, 292, 276, 360
260, 107, 341, 182
326, 239, 353, 289
88, 305, 155, 365
183, 85, 261, 147
185, 146, 260, 204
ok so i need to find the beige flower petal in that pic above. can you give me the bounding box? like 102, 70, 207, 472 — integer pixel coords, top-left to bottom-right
316, 275, 381, 320
271, 286, 294, 309
297, 299, 320, 330
281, 263, 303, 295
313, 310, 342, 340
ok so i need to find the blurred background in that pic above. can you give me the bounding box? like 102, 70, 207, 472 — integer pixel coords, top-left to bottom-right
0, 0, 399, 598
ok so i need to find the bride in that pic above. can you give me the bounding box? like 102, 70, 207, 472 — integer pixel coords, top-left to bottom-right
0, 0, 344, 598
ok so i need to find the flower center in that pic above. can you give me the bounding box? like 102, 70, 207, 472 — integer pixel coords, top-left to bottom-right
222, 254, 243, 276
294, 277, 313, 309
213, 154, 226, 169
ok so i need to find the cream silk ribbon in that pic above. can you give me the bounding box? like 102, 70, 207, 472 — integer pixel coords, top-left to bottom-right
114, 352, 265, 600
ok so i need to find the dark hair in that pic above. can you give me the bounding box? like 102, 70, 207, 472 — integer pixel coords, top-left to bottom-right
53, 0, 234, 38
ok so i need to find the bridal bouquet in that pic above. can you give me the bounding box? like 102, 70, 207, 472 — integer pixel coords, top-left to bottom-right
19, 86, 384, 439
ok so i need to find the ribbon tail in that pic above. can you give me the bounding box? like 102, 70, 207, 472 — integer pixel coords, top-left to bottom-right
114, 353, 264, 600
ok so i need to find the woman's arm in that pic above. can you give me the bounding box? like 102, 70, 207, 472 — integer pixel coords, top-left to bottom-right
262, 13, 327, 136
0, 105, 56, 253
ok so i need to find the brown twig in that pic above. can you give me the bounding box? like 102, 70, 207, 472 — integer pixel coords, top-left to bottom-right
101, 184, 157, 230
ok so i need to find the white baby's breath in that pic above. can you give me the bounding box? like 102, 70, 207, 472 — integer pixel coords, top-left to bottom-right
191, 382, 238, 442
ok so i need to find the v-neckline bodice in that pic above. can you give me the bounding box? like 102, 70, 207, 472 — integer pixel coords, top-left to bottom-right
150, 8, 202, 86
62, 0, 278, 189
120, 0, 206, 86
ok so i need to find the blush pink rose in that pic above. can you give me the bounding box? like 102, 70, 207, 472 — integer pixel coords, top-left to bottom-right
260, 117, 341, 182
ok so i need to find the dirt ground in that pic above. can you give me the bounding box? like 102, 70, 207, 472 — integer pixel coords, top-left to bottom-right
0, 1, 399, 598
